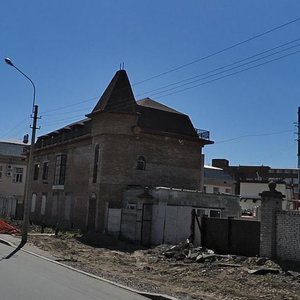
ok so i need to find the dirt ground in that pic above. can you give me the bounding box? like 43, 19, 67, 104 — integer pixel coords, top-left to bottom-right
23, 230, 300, 300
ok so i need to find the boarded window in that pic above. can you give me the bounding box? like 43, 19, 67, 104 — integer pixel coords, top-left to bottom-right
31, 193, 37, 212
41, 193, 47, 215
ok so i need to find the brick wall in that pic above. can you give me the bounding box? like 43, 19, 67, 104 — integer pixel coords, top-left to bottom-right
276, 211, 300, 261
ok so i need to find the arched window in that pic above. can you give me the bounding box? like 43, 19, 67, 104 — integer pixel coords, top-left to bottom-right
92, 145, 100, 183
136, 156, 146, 171
31, 193, 37, 213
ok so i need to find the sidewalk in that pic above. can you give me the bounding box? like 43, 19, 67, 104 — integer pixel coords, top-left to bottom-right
0, 234, 57, 260
0, 233, 177, 300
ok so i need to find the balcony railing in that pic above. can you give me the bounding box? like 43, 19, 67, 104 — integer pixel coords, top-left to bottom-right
196, 129, 210, 140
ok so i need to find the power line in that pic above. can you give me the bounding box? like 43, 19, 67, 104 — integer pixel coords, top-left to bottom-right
215, 130, 294, 144
39, 37, 300, 117
37, 46, 300, 130
38, 17, 300, 117
146, 42, 300, 97
155, 49, 300, 99
137, 38, 300, 97
133, 17, 300, 85
0, 117, 29, 140
39, 96, 98, 115
42, 105, 94, 117
41, 114, 86, 127
6, 18, 300, 136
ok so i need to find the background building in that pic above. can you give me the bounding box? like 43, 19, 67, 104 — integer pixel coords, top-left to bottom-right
211, 158, 299, 214
0, 140, 27, 218
203, 165, 235, 194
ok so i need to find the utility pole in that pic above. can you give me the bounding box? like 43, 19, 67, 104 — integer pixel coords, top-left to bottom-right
4, 58, 39, 258
21, 104, 39, 245
297, 106, 300, 200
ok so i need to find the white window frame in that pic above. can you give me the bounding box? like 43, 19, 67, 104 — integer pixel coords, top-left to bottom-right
13, 167, 23, 183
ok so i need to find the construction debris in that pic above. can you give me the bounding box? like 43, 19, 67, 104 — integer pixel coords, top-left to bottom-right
0, 220, 19, 235
248, 268, 280, 275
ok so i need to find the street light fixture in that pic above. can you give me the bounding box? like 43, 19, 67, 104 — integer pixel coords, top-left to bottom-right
4, 58, 39, 258
5, 58, 36, 111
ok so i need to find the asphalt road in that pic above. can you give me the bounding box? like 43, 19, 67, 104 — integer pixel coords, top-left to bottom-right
0, 243, 148, 300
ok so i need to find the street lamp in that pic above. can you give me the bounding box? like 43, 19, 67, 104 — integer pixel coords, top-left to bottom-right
4, 58, 39, 257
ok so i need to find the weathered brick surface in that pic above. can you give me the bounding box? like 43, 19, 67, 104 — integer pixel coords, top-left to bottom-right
30, 137, 91, 229
259, 193, 282, 258
276, 211, 300, 261
30, 111, 204, 232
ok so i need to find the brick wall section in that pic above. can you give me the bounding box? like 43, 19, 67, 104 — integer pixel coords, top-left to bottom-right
90, 112, 203, 231
276, 210, 300, 261
30, 136, 91, 229
259, 191, 283, 258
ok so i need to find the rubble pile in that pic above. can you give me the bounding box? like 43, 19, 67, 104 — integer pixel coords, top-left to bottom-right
159, 239, 300, 279
163, 240, 218, 263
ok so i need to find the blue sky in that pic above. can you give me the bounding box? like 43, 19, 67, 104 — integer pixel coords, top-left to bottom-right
1, 1, 300, 168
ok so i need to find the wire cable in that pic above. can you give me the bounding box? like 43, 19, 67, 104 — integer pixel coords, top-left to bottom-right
137, 38, 300, 97
155, 49, 300, 99
133, 17, 300, 85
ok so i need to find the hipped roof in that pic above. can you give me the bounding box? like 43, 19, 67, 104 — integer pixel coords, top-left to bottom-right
88, 70, 211, 142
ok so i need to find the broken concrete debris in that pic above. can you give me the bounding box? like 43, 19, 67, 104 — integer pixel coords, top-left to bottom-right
161, 239, 287, 277
163, 240, 217, 263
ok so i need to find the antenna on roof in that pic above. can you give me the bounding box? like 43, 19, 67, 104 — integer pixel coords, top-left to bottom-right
119, 62, 125, 70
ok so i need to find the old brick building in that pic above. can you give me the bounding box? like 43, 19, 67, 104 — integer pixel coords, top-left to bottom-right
30, 70, 213, 231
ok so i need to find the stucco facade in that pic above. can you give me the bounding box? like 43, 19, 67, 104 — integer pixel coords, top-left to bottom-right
0, 141, 27, 218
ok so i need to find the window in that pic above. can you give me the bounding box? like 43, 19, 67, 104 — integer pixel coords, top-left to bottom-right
92, 145, 99, 183
54, 154, 67, 185
31, 193, 37, 213
213, 187, 220, 194
13, 167, 23, 183
33, 163, 40, 180
41, 193, 47, 215
196, 209, 206, 217
225, 188, 231, 194
136, 156, 146, 170
42, 162, 49, 181
126, 203, 136, 210
203, 186, 207, 193
210, 210, 221, 218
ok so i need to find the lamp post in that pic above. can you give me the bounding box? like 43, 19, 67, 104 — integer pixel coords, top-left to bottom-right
4, 58, 39, 256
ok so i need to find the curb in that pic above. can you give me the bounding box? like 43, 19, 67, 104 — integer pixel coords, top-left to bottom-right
0, 237, 178, 300
0, 238, 15, 247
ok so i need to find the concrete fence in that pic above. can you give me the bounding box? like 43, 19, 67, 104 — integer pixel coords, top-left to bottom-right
0, 196, 18, 218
